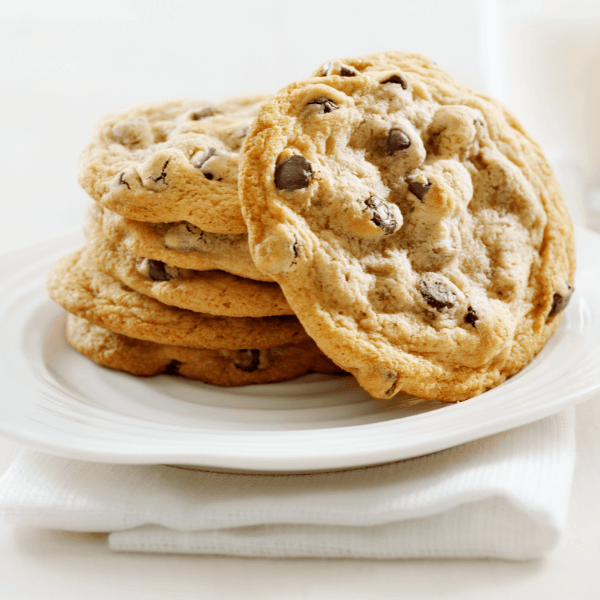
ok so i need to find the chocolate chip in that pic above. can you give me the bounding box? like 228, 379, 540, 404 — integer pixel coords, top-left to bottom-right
365, 195, 398, 234
381, 74, 408, 89
465, 306, 479, 327
147, 260, 174, 281
193, 148, 218, 180
408, 179, 432, 202
383, 371, 399, 398
151, 160, 169, 187
193, 147, 216, 169
386, 129, 411, 155
308, 96, 338, 113
548, 284, 574, 318
118, 172, 131, 189
233, 349, 261, 372
190, 107, 216, 120
420, 280, 456, 311
321, 62, 356, 77
274, 155, 313, 191
187, 223, 202, 236
164, 359, 182, 375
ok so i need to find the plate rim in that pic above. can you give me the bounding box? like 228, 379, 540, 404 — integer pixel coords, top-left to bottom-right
0, 225, 597, 472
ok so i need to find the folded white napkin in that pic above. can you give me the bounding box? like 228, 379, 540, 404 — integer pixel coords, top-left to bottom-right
0, 409, 574, 560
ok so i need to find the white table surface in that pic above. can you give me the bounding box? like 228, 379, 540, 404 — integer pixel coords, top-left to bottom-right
0, 392, 599, 600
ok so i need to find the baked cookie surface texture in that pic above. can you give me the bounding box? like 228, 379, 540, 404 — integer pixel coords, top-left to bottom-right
239, 51, 575, 401
84, 213, 292, 317
79, 95, 269, 234
86, 204, 270, 281
67, 315, 341, 386
47, 249, 308, 350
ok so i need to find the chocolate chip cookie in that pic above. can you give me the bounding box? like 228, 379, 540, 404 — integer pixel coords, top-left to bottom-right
239, 51, 575, 401
47, 249, 309, 349
79, 95, 269, 234
66, 315, 342, 386
85, 204, 270, 282
84, 231, 293, 317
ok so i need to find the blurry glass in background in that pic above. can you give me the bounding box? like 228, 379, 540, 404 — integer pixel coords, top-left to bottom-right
497, 0, 600, 227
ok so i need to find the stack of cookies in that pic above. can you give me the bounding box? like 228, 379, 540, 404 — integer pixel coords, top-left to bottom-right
47, 95, 342, 386
48, 51, 576, 402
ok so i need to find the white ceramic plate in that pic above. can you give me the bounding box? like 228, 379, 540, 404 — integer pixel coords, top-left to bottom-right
0, 226, 598, 472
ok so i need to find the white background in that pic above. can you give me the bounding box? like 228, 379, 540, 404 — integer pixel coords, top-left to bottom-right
0, 0, 490, 252
2, 0, 600, 249
2, 0, 600, 597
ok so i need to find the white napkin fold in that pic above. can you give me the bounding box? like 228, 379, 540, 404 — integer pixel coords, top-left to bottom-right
0, 409, 575, 560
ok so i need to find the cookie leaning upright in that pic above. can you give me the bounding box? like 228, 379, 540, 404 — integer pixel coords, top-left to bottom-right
238, 51, 576, 402
78, 95, 270, 234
